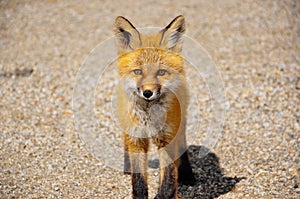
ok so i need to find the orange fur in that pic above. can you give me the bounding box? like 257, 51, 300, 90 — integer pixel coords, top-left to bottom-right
114, 15, 194, 199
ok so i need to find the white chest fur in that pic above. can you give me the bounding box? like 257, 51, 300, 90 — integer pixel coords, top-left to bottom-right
127, 102, 170, 138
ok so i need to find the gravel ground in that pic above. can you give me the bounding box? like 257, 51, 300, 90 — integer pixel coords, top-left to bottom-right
0, 0, 299, 198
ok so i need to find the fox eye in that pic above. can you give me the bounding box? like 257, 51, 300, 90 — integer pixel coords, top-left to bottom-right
157, 69, 167, 76
133, 69, 142, 75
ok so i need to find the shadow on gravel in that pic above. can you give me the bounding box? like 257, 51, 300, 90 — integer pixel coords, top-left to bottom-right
177, 145, 246, 199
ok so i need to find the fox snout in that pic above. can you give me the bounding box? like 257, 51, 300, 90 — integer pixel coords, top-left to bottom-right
142, 90, 153, 98
138, 84, 161, 100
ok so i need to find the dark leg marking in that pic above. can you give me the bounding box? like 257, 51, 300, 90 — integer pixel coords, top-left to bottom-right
132, 173, 148, 199
178, 150, 196, 185
157, 164, 177, 199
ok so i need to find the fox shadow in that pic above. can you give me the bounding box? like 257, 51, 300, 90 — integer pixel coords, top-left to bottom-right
149, 145, 245, 199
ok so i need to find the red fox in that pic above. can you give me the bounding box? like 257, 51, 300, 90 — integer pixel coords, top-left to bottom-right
114, 15, 195, 199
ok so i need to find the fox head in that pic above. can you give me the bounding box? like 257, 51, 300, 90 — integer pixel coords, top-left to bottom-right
114, 16, 186, 102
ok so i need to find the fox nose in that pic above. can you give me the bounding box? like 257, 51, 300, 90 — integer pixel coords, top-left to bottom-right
143, 90, 153, 98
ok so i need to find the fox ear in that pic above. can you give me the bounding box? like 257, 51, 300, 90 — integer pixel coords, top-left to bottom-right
160, 15, 185, 52
114, 16, 141, 54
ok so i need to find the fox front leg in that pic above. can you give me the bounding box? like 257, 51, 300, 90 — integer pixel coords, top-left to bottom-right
177, 150, 195, 185
124, 135, 131, 174
126, 136, 149, 199
177, 133, 195, 185
156, 146, 178, 199
130, 151, 148, 199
